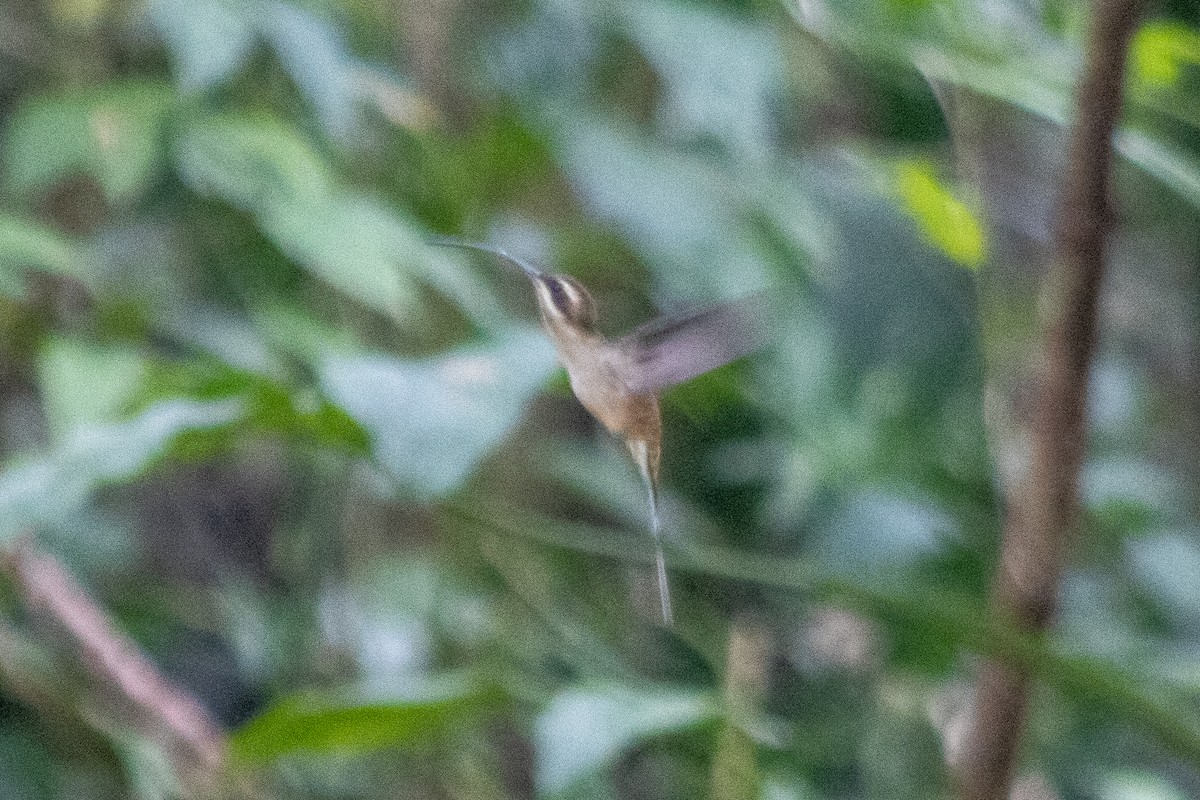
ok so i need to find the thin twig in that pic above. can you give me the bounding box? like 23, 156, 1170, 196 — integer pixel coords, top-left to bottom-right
448, 501, 1200, 759
0, 538, 228, 789
958, 2, 1144, 798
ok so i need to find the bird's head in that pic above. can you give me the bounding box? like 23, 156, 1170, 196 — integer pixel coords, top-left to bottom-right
530, 273, 598, 334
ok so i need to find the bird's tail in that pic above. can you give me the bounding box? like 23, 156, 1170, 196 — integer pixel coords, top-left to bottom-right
629, 439, 672, 625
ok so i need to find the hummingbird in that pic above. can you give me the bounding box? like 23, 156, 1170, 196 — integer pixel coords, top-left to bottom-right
432, 238, 769, 624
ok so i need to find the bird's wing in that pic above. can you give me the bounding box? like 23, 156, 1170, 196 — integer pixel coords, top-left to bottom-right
614, 292, 775, 395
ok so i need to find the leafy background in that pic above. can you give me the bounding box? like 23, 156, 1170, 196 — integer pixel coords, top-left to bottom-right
0, 0, 1198, 798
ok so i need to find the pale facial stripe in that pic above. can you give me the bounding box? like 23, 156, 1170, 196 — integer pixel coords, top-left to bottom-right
536, 276, 585, 322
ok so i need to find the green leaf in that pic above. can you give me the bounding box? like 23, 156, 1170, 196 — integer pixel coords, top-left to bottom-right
258, 1, 360, 136
260, 191, 421, 319
150, 0, 370, 134
555, 115, 773, 303
251, 300, 362, 365
0, 399, 244, 541
1131, 21, 1200, 88
178, 115, 498, 322
893, 159, 985, 268
919, 57, 1200, 212
176, 114, 332, 212
231, 672, 493, 761
1116, 129, 1200, 211
4, 81, 175, 203
37, 337, 146, 439
0, 215, 86, 300
1099, 771, 1190, 800
709, 724, 761, 800
176, 115, 400, 315
621, 1, 781, 160
147, 0, 256, 92
536, 685, 716, 796
320, 326, 557, 499
139, 357, 369, 454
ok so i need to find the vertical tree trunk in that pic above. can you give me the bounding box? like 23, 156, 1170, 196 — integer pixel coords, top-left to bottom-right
958, 1, 1145, 798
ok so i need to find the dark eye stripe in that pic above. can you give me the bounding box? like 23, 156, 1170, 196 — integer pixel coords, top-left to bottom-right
545, 278, 573, 314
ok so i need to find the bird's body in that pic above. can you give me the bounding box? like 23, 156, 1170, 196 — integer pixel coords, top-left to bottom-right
432, 238, 769, 624
537, 306, 663, 487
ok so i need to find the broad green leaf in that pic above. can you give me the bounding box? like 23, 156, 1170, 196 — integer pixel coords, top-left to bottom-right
320, 326, 557, 499
1116, 129, 1200, 211
0, 399, 244, 541
893, 159, 985, 268
258, 1, 360, 136
150, 0, 372, 134
177, 115, 498, 322
556, 116, 772, 303
4, 81, 175, 203
138, 357, 369, 454
147, 0, 256, 92
0, 215, 86, 300
621, 1, 781, 160
176, 116, 399, 316
231, 672, 493, 761
151, 303, 283, 376
176, 114, 332, 212
268, 193, 505, 324
37, 338, 146, 440
1099, 771, 1190, 800
261, 191, 420, 320
1126, 531, 1200, 628
251, 301, 363, 365
536, 685, 716, 796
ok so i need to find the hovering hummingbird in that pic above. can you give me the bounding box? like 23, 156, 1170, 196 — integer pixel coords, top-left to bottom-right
433, 238, 769, 624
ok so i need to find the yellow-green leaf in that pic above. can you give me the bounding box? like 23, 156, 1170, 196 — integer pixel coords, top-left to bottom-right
1132, 21, 1200, 88
231, 672, 494, 761
894, 159, 986, 269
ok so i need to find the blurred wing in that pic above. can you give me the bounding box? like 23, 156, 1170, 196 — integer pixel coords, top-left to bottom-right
615, 292, 774, 394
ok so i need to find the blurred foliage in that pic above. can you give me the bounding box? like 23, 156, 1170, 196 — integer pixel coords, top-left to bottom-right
0, 0, 1198, 798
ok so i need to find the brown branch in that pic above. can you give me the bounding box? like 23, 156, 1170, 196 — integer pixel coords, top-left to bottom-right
958, 2, 1144, 799
0, 537, 229, 793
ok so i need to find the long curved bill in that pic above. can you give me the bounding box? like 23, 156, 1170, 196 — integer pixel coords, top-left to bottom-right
428, 237, 545, 280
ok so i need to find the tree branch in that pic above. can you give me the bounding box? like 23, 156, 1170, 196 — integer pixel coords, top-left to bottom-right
0, 537, 230, 795
958, 1, 1145, 798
